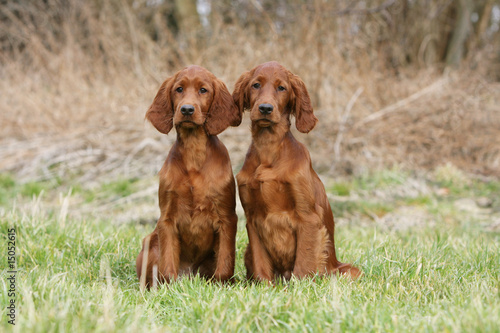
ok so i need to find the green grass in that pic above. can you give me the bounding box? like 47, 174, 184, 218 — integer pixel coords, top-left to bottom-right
400, 195, 433, 206
1, 170, 499, 332
328, 182, 352, 196
352, 167, 409, 192
0, 174, 62, 204
0, 174, 16, 206
331, 200, 395, 219
72, 178, 141, 203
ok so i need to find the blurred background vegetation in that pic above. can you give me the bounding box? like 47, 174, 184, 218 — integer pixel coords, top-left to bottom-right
1, 0, 499, 182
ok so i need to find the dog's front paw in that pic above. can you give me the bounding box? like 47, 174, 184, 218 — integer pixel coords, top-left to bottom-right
213, 270, 234, 283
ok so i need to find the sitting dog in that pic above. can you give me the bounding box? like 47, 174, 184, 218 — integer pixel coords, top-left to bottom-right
232, 61, 361, 282
136, 65, 241, 288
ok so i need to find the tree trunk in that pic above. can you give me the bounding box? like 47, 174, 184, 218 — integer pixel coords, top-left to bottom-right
445, 0, 473, 67
174, 0, 202, 35
476, 0, 494, 42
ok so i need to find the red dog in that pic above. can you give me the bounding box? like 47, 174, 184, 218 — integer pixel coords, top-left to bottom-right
232, 61, 360, 282
136, 66, 240, 288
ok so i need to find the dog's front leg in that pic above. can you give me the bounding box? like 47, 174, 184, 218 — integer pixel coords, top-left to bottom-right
213, 212, 237, 282
246, 221, 274, 282
290, 173, 326, 278
238, 181, 274, 283
293, 215, 325, 278
157, 218, 180, 283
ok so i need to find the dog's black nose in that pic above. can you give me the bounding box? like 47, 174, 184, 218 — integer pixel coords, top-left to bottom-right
259, 103, 273, 115
180, 104, 195, 116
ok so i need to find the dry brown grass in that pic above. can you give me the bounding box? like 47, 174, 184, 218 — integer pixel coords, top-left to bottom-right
1, 0, 499, 183
310, 67, 500, 176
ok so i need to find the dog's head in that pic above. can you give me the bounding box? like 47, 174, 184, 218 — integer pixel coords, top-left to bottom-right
146, 65, 241, 135
232, 61, 317, 133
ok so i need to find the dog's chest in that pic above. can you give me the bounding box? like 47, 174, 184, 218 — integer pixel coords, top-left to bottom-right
248, 165, 294, 212
176, 173, 220, 220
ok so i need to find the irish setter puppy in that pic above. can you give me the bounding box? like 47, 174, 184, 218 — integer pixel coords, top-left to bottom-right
136, 65, 241, 288
232, 61, 360, 282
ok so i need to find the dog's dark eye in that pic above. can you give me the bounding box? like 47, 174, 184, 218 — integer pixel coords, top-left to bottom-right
277, 85, 286, 91
176, 87, 183, 93
199, 88, 208, 94
252, 83, 261, 89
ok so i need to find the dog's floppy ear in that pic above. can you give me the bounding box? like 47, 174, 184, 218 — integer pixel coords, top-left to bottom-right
145, 76, 175, 135
205, 78, 241, 136
289, 73, 318, 133
232, 70, 252, 115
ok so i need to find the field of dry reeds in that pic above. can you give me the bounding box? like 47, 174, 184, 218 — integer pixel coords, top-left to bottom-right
1, 0, 500, 184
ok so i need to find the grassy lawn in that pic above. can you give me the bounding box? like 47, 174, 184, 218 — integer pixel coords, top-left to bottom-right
1, 167, 499, 332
